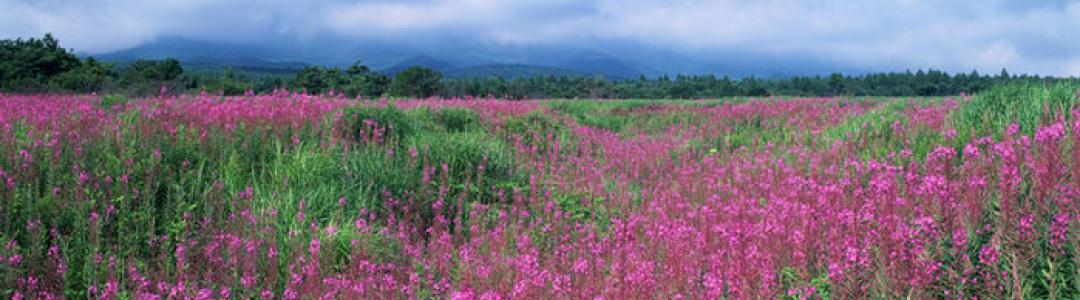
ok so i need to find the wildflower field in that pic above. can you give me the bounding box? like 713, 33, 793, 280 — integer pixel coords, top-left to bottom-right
0, 83, 1077, 299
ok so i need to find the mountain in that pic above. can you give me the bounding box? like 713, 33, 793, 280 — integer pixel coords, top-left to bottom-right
378, 55, 454, 75
92, 36, 861, 79
553, 51, 647, 79
377, 54, 630, 79
93, 37, 276, 60
91, 37, 310, 72
447, 64, 587, 78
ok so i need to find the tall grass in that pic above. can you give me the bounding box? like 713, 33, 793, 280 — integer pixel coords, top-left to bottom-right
953, 81, 1079, 144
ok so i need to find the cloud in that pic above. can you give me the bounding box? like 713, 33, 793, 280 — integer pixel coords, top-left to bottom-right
322, 0, 596, 44
584, 0, 1078, 74
1, 0, 1077, 75
0, 0, 324, 51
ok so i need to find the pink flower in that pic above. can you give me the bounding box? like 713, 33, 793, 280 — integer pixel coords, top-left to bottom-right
309, 238, 321, 256
355, 218, 367, 230
979, 244, 998, 265
1049, 211, 1070, 250
963, 144, 980, 158
1006, 123, 1019, 136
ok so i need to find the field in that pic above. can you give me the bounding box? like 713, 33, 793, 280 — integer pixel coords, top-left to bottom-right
0, 83, 1077, 299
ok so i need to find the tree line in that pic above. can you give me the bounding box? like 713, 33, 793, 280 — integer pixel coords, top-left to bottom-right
2, 34, 1074, 99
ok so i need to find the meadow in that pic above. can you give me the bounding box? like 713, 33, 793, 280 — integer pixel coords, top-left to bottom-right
0, 83, 1076, 299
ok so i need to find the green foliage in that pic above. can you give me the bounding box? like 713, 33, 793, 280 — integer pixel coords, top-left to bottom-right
407, 131, 515, 183
99, 94, 130, 111
118, 58, 185, 95
202, 67, 252, 95
49, 57, 118, 93
121, 58, 183, 83
292, 62, 390, 98
435, 107, 482, 132
550, 101, 643, 132
706, 115, 798, 155
294, 66, 342, 94
550, 100, 712, 135
343, 104, 422, 142
343, 62, 391, 98
440, 70, 1041, 99
0, 33, 81, 92
504, 110, 569, 152
818, 100, 912, 158
809, 98, 960, 163
952, 81, 1080, 144
552, 191, 611, 230
389, 66, 443, 98
778, 267, 832, 300
339, 105, 525, 222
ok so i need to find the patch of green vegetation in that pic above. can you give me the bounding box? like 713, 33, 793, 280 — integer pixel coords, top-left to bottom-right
952, 81, 1079, 144
337, 105, 527, 222
434, 107, 483, 132
98, 94, 130, 111
702, 115, 801, 156
503, 110, 573, 153
816, 98, 949, 162
818, 100, 910, 157
548, 100, 719, 135
778, 267, 832, 300
342, 104, 425, 142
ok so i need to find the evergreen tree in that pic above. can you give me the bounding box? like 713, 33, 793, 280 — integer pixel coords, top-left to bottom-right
389, 66, 443, 98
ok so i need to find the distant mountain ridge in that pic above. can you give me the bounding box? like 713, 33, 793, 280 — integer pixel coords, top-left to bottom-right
378, 55, 619, 79
447, 64, 588, 78
91, 36, 863, 79
91, 37, 311, 72
378, 55, 455, 75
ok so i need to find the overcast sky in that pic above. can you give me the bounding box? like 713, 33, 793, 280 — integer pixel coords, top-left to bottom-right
1, 0, 1078, 75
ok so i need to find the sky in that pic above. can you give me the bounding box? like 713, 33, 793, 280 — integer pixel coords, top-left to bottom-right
1, 0, 1078, 75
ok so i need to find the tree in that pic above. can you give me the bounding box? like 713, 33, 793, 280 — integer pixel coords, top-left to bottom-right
0, 33, 81, 91
122, 59, 183, 83
389, 66, 443, 98
343, 61, 389, 98
294, 66, 327, 94
206, 66, 253, 96
345, 61, 371, 76
118, 58, 184, 95
293, 66, 346, 95
50, 57, 118, 93
828, 73, 847, 96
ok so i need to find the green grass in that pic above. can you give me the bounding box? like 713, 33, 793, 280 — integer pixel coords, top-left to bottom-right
335, 105, 528, 221
548, 100, 720, 135
952, 81, 1080, 144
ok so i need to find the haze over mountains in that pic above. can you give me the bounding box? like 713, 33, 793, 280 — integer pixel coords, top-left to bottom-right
92, 36, 861, 79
